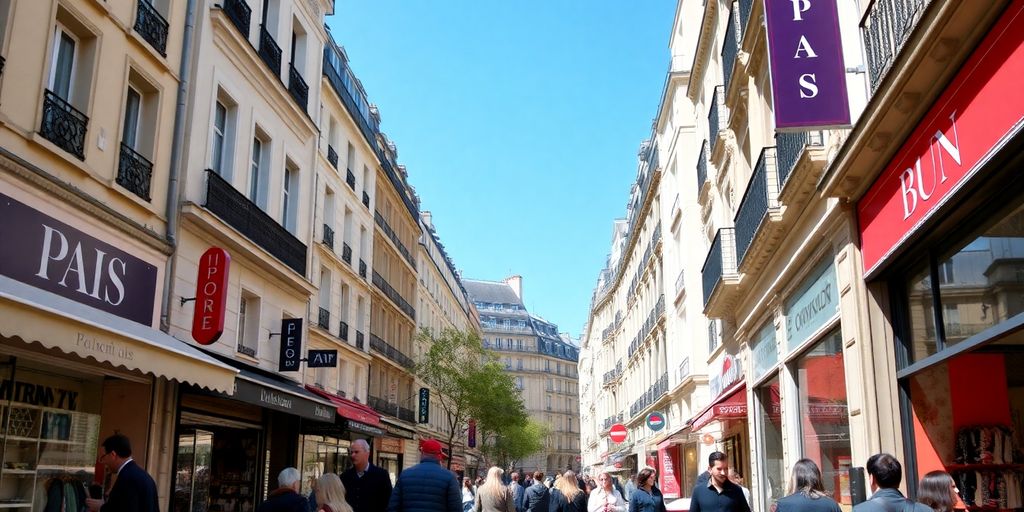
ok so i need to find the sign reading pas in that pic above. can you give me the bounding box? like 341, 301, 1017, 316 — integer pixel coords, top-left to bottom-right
764, 0, 850, 130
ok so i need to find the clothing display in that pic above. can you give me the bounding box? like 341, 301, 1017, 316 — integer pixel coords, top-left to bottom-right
43, 475, 88, 512
950, 425, 1024, 510
955, 426, 1018, 465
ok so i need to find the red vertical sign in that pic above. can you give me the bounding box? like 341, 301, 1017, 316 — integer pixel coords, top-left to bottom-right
192, 248, 231, 345
658, 445, 681, 498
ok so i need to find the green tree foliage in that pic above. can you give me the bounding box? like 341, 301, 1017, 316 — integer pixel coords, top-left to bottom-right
481, 418, 549, 470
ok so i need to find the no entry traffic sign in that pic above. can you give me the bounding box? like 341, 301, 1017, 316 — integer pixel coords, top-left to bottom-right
609, 423, 627, 443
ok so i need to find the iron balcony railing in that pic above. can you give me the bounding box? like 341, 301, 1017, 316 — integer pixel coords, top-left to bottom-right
237, 343, 256, 357
697, 139, 709, 191
258, 25, 282, 78
341, 243, 352, 264
318, 307, 330, 329
223, 0, 250, 38
339, 320, 349, 341
362, 191, 370, 209
368, 395, 413, 422
346, 168, 356, 190
327, 145, 339, 169
322, 224, 334, 249
398, 406, 415, 423
359, 259, 367, 279
678, 357, 691, 383
626, 295, 666, 360
134, 0, 168, 56
722, 6, 741, 94
862, 0, 931, 93
288, 63, 308, 111
117, 143, 153, 201
370, 332, 415, 368
734, 147, 778, 267
374, 211, 416, 268
204, 170, 307, 274
372, 271, 416, 319
702, 227, 737, 307
626, 223, 662, 305
40, 90, 88, 160
775, 131, 825, 189
738, 0, 754, 38
630, 373, 669, 417
708, 86, 725, 154
356, 330, 365, 350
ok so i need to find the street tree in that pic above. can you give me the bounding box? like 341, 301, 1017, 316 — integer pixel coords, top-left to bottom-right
481, 418, 549, 471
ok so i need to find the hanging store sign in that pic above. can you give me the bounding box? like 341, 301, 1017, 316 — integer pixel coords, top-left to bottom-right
418, 387, 429, 424
857, 2, 1024, 277
278, 319, 303, 372
306, 350, 338, 368
784, 259, 837, 352
192, 248, 230, 345
764, 0, 850, 130
468, 419, 477, 448
0, 192, 158, 325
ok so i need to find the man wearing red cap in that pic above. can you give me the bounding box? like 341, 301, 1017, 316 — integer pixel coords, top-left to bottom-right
387, 438, 461, 512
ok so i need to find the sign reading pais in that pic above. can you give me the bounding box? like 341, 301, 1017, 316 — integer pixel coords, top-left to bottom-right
0, 193, 157, 325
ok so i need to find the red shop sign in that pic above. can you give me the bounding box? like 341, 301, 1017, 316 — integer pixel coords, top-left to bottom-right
857, 2, 1024, 277
192, 248, 231, 345
658, 445, 681, 499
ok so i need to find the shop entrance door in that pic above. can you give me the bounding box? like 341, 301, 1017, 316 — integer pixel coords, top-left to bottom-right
174, 430, 213, 512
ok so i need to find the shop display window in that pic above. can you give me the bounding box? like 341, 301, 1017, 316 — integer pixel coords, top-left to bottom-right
299, 435, 351, 496
756, 377, 784, 509
682, 444, 699, 498
795, 330, 853, 506
175, 427, 261, 512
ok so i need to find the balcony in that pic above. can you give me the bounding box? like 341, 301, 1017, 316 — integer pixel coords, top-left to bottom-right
117, 143, 153, 201
862, 0, 931, 93
629, 373, 669, 417
707, 86, 727, 155
362, 191, 370, 209
702, 227, 738, 312
775, 130, 826, 192
372, 271, 416, 319
356, 330, 365, 350
327, 145, 339, 169
722, 7, 740, 94
346, 168, 356, 190
258, 25, 282, 78
677, 357, 691, 384
696, 140, 709, 193
322, 224, 334, 250
40, 90, 88, 160
223, 0, 251, 38
134, 0, 168, 56
627, 295, 666, 360
675, 269, 685, 300
341, 243, 352, 265
204, 170, 307, 274
359, 259, 367, 279
339, 320, 349, 341
318, 307, 330, 330
370, 332, 415, 368
368, 395, 413, 422
734, 147, 779, 268
374, 211, 416, 268
288, 64, 308, 112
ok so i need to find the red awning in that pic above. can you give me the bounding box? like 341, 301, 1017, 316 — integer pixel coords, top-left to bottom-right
691, 382, 747, 431
305, 385, 382, 426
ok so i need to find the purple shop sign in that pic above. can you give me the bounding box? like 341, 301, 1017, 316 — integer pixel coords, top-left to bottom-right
765, 0, 851, 131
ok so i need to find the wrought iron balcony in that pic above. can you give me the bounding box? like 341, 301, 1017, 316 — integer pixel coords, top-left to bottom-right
398, 406, 415, 423
696, 139, 709, 192
374, 211, 416, 268
708, 86, 726, 155
339, 320, 349, 341
359, 259, 367, 278
237, 343, 256, 357
288, 63, 308, 111
204, 170, 307, 274
734, 147, 778, 267
362, 191, 370, 209
862, 0, 931, 93
370, 332, 415, 368
117, 143, 153, 201
318, 307, 330, 329
356, 330, 365, 350
258, 25, 282, 78
678, 357, 691, 383
322, 224, 334, 249
40, 90, 88, 160
372, 271, 416, 319
346, 168, 356, 190
775, 131, 825, 189
630, 373, 669, 417
342, 243, 352, 264
223, 0, 251, 39
134, 0, 168, 56
702, 227, 737, 308
722, 7, 741, 94
327, 145, 339, 169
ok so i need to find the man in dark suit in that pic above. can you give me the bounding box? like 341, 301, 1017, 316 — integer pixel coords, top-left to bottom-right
86, 434, 159, 512
853, 454, 931, 512
341, 439, 393, 512
524, 471, 549, 512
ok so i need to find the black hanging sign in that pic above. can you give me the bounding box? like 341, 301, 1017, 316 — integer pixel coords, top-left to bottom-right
307, 350, 338, 368
279, 318, 302, 372
418, 387, 429, 424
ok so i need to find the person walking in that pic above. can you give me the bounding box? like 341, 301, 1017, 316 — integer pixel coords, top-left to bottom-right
773, 459, 841, 512
627, 468, 665, 512
464, 478, 478, 512
85, 434, 159, 512
258, 468, 310, 512
588, 471, 626, 512
916, 471, 958, 512
509, 472, 527, 512
853, 454, 931, 512
728, 469, 752, 509
474, 467, 516, 512
688, 452, 750, 512
341, 439, 393, 512
623, 475, 637, 503
550, 471, 587, 512
317, 474, 355, 512
387, 439, 461, 512
525, 471, 551, 512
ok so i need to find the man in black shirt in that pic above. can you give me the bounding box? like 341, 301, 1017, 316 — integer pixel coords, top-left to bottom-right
689, 452, 750, 512
341, 439, 393, 512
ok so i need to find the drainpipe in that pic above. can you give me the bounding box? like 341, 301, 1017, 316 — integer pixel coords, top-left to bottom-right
160, 0, 200, 332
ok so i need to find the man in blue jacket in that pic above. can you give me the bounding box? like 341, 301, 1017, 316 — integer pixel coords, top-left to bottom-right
853, 454, 931, 512
387, 439, 460, 512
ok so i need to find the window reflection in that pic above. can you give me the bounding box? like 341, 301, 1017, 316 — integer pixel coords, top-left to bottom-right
757, 376, 784, 510
907, 266, 937, 361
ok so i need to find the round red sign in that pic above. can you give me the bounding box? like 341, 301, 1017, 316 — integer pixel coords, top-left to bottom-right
609, 423, 627, 443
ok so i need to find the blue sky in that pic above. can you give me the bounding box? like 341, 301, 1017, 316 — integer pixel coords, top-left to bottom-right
328, 2, 675, 337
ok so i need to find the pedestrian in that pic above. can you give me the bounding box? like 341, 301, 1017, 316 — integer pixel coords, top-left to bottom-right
545, 476, 555, 489
464, 478, 478, 512
624, 475, 637, 503
587, 471, 626, 512
258, 468, 310, 512
387, 438, 461, 512
728, 469, 752, 508
774, 459, 841, 512
474, 467, 516, 512
341, 439, 393, 512
852, 454, 931, 512
550, 470, 588, 512
916, 471, 958, 512
525, 471, 550, 512
627, 468, 665, 512
84, 434, 159, 512
688, 452, 750, 512
509, 472, 527, 512
585, 480, 597, 496
317, 473, 355, 512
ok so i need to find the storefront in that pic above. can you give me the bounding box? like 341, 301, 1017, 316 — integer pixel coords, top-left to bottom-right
691, 352, 749, 485
856, 1, 1024, 499
301, 384, 385, 488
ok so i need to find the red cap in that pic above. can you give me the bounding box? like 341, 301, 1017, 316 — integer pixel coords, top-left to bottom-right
419, 438, 448, 459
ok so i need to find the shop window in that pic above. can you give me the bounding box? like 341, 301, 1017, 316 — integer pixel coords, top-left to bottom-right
211, 90, 237, 179
756, 376, 784, 509
237, 292, 260, 357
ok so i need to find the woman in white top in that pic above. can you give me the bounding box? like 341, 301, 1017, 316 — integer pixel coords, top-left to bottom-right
463, 477, 477, 512
588, 472, 627, 512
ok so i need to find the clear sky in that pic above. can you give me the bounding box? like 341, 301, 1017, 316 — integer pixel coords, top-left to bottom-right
327, 2, 675, 337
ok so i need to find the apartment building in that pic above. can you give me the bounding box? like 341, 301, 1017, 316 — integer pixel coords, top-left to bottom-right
466, 276, 581, 474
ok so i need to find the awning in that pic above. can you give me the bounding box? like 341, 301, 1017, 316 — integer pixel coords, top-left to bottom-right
202, 356, 336, 423
380, 416, 416, 439
305, 385, 381, 426
656, 424, 692, 450
691, 381, 747, 431
0, 275, 236, 394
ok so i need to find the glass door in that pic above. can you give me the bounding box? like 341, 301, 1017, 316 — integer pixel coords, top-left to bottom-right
174, 429, 213, 512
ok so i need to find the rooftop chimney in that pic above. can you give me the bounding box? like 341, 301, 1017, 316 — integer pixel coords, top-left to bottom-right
503, 275, 523, 301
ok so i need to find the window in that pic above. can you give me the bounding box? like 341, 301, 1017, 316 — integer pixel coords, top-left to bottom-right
756, 376, 784, 508
237, 293, 261, 357
346, 142, 355, 171
49, 27, 77, 101
122, 87, 141, 150
282, 164, 299, 233
250, 137, 263, 203
210, 93, 238, 178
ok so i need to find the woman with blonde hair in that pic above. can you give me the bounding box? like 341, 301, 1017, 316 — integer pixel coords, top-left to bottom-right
551, 470, 587, 512
475, 466, 515, 512
315, 473, 353, 512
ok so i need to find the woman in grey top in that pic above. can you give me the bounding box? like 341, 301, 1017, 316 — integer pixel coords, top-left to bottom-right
476, 467, 516, 512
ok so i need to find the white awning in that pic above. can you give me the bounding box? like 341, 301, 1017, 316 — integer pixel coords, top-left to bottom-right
0, 275, 237, 393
